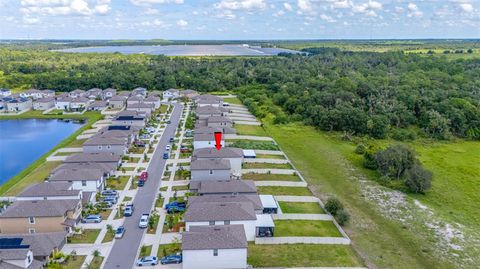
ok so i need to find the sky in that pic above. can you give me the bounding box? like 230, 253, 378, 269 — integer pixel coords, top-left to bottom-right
0, 0, 479, 40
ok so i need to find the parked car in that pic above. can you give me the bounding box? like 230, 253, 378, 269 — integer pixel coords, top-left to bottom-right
136, 256, 158, 266
166, 120, 171, 124
99, 201, 114, 208
165, 201, 186, 210
165, 144, 171, 151
140, 171, 148, 181
167, 205, 185, 214
138, 214, 149, 228
81, 215, 102, 223
137, 179, 145, 187
134, 140, 146, 147
102, 197, 118, 204
163, 152, 169, 159
139, 134, 150, 139
180, 146, 190, 153
160, 254, 182, 265
101, 189, 118, 197
169, 137, 174, 143
124, 204, 134, 217
115, 226, 125, 239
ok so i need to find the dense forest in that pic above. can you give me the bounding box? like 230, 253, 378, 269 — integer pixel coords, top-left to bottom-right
1, 47, 479, 140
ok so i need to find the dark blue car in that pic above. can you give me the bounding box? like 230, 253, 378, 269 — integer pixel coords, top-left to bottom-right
163, 152, 169, 159
165, 201, 186, 210
167, 205, 185, 214
160, 254, 182, 265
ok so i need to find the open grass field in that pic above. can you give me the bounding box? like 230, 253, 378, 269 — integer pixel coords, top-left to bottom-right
278, 201, 325, 214
257, 186, 312, 196
234, 124, 268, 136
247, 243, 363, 267
263, 121, 465, 269
243, 173, 301, 181
242, 162, 292, 169
2, 161, 61, 196
275, 220, 342, 237
67, 229, 101, 244
255, 153, 285, 159
223, 97, 243, 104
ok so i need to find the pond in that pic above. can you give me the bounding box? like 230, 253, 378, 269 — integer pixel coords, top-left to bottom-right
57, 44, 301, 56
0, 119, 83, 185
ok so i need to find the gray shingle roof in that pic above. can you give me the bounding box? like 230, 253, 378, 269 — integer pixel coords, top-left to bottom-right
0, 232, 66, 257
190, 180, 257, 195
194, 126, 236, 135
127, 102, 154, 109
193, 147, 243, 159
17, 182, 79, 197
184, 202, 256, 222
208, 116, 232, 123
53, 162, 116, 175
109, 95, 127, 101
188, 194, 263, 211
0, 200, 80, 218
127, 96, 143, 101
193, 133, 217, 141
84, 135, 127, 146
190, 159, 231, 170
0, 249, 30, 260
64, 152, 121, 163
34, 97, 55, 103
182, 225, 247, 250
49, 167, 104, 181
196, 106, 224, 114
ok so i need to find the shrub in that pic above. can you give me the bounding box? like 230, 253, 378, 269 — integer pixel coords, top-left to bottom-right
335, 209, 350, 226
354, 144, 366, 154
404, 164, 433, 193
391, 128, 417, 141
325, 197, 343, 216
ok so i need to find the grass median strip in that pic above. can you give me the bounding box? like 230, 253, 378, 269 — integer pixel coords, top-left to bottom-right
247, 243, 363, 268
274, 220, 342, 237
257, 186, 312, 196
278, 201, 325, 214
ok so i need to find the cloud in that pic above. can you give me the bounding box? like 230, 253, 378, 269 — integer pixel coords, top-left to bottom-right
214, 0, 266, 10
297, 0, 312, 13
176, 19, 188, 27
459, 3, 473, 12
283, 2, 292, 11
407, 3, 423, 18
20, 0, 111, 16
320, 14, 336, 22
23, 16, 39, 24
144, 8, 159, 14
332, 0, 352, 9
130, 0, 183, 6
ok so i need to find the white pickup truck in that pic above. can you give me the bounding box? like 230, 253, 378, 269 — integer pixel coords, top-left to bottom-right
138, 213, 149, 228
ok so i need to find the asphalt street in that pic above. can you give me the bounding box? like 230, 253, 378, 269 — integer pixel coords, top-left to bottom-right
104, 102, 183, 269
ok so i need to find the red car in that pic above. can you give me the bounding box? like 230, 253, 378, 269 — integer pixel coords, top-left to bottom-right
140, 171, 148, 181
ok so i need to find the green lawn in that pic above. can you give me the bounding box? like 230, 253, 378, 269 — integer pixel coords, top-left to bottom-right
235, 124, 268, 136
157, 243, 182, 258
255, 153, 286, 159
274, 220, 342, 237
67, 229, 101, 244
89, 256, 104, 269
242, 173, 301, 181
278, 201, 325, 214
263, 121, 460, 268
247, 243, 363, 268
229, 140, 279, 150
223, 97, 243, 104
243, 162, 292, 169
2, 161, 61, 196
106, 176, 130, 190
102, 231, 115, 243
172, 185, 189, 191
67, 138, 87, 147
140, 245, 153, 257
257, 186, 312, 196
46, 255, 87, 269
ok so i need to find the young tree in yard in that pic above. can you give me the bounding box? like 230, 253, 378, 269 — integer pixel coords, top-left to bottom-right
374, 144, 415, 179
325, 197, 343, 216
335, 209, 350, 226
405, 164, 433, 193
92, 250, 100, 257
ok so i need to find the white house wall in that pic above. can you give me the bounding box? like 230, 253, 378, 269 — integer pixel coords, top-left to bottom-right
182, 248, 247, 269
186, 220, 256, 241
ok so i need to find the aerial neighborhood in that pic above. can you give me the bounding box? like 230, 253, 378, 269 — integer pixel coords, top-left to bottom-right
0, 87, 350, 269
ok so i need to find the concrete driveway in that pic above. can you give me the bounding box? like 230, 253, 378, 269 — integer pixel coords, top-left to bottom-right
103, 103, 183, 269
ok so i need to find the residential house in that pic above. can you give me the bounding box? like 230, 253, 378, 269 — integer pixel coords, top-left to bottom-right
88, 100, 108, 111
54, 162, 116, 181
97, 125, 140, 144
83, 135, 128, 155
0, 88, 12, 97
0, 199, 82, 234
194, 126, 236, 135
0, 248, 42, 269
126, 102, 154, 115
6, 97, 32, 112
148, 90, 162, 97
144, 95, 161, 109
132, 87, 147, 97
64, 152, 122, 166
182, 225, 247, 269
20, 89, 43, 100
68, 89, 85, 98
112, 110, 146, 127
108, 95, 127, 109
54, 96, 72, 110
194, 94, 223, 107
190, 159, 231, 181
70, 97, 90, 111
117, 91, 131, 97
0, 232, 67, 265
49, 166, 106, 193
195, 106, 228, 120
102, 88, 117, 99
16, 182, 82, 202
32, 97, 55, 111
41, 90, 55, 98
86, 88, 102, 100
193, 147, 243, 175
126, 95, 143, 106
179, 89, 199, 99
188, 194, 263, 214
193, 133, 225, 150
207, 116, 233, 128
189, 180, 257, 196
162, 88, 180, 100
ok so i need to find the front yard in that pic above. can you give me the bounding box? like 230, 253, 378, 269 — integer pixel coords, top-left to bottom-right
278, 201, 325, 214
242, 173, 301, 181
106, 176, 130, 190
257, 186, 312, 196
67, 229, 101, 244
274, 220, 342, 237
247, 243, 363, 268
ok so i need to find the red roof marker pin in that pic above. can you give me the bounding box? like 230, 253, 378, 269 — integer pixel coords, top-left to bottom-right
214, 132, 222, 151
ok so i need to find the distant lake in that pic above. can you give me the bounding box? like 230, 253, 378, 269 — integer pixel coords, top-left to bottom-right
0, 119, 83, 185
57, 44, 301, 56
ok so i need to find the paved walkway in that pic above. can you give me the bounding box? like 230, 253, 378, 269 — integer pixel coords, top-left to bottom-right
254, 181, 308, 187
255, 237, 351, 245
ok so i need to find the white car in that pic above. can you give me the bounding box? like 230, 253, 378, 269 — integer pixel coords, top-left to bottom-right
165, 145, 171, 151
136, 256, 158, 266
138, 214, 149, 228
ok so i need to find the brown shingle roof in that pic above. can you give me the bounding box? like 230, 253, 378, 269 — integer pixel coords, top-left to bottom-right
188, 194, 263, 211
182, 225, 247, 250
64, 152, 121, 163
190, 180, 257, 195
193, 147, 243, 159
190, 159, 231, 170
17, 182, 79, 198
0, 200, 80, 218
49, 167, 104, 181
184, 202, 256, 222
